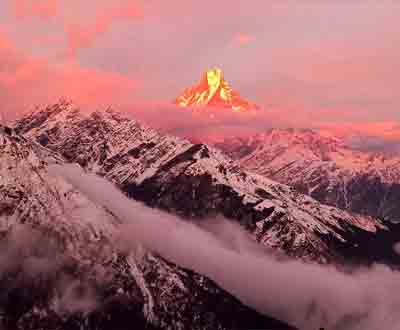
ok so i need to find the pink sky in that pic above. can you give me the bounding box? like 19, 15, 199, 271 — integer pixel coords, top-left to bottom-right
0, 0, 399, 140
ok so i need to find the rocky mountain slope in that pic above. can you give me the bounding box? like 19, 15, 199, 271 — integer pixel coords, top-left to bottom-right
215, 129, 400, 224
14, 102, 390, 265
0, 124, 295, 329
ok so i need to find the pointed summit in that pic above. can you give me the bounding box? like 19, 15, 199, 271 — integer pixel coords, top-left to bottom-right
174, 67, 259, 112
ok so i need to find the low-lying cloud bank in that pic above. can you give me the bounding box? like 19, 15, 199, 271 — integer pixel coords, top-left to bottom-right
51, 164, 400, 330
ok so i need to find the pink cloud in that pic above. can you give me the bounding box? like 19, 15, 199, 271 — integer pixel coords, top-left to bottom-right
2, 0, 399, 137
12, 0, 58, 20
32, 34, 64, 47
122, 102, 322, 143
66, 2, 143, 56
0, 33, 139, 121
268, 41, 399, 100
319, 122, 400, 141
232, 33, 255, 47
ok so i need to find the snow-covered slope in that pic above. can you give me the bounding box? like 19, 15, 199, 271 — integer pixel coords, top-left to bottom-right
14, 103, 387, 264
0, 124, 293, 330
215, 129, 400, 223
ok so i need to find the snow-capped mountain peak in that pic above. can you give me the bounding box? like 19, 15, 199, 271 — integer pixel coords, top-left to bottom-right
174, 67, 259, 112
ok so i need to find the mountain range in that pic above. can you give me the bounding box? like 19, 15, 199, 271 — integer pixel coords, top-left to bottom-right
1, 100, 399, 329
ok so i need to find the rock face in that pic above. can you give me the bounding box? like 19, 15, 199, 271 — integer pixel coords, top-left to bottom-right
174, 68, 259, 112
215, 129, 400, 224
0, 123, 293, 330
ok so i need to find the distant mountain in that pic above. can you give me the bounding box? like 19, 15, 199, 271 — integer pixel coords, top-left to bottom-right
0, 122, 293, 330
14, 102, 391, 265
215, 128, 400, 224
174, 68, 259, 112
